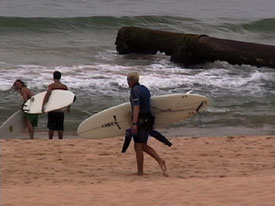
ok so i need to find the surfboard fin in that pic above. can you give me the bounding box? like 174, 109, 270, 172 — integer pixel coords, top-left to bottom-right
196, 101, 206, 127
196, 101, 204, 113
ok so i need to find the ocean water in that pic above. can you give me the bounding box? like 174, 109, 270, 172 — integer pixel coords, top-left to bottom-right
0, 0, 275, 137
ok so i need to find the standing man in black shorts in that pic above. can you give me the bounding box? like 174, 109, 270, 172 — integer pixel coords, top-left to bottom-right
127, 72, 168, 176
42, 71, 69, 139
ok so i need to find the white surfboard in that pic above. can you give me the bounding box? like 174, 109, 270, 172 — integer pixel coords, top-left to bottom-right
22, 90, 76, 114
0, 110, 26, 138
77, 93, 208, 138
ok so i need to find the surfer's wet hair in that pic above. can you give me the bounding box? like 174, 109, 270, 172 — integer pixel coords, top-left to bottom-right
13, 79, 26, 88
127, 72, 139, 83
53, 71, 61, 80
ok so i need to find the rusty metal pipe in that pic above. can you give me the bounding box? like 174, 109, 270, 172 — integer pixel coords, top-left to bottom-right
115, 26, 275, 68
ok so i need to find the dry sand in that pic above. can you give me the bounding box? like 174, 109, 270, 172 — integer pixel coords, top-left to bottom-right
1, 135, 275, 206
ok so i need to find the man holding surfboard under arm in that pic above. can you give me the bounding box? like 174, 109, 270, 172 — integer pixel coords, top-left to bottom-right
13, 80, 38, 139
127, 72, 168, 176
42, 71, 69, 139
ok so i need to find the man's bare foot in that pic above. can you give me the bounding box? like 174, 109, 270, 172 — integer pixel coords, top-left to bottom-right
135, 171, 143, 176
160, 159, 169, 177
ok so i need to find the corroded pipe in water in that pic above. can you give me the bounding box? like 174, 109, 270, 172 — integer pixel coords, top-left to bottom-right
115, 26, 275, 68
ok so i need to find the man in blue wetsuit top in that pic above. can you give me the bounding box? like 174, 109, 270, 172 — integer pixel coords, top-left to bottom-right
126, 72, 168, 176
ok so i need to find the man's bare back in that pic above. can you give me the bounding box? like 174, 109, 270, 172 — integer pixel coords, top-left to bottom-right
20, 87, 34, 101
48, 81, 68, 91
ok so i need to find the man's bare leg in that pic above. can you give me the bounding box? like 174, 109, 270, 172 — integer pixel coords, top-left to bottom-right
26, 119, 34, 139
58, 131, 63, 139
143, 144, 168, 177
134, 143, 144, 176
49, 130, 54, 139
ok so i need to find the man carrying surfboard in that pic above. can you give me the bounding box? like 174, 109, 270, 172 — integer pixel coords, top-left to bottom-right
13, 80, 38, 139
127, 72, 168, 176
42, 71, 69, 139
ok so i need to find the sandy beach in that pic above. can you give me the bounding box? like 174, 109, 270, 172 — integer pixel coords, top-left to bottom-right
1, 134, 275, 206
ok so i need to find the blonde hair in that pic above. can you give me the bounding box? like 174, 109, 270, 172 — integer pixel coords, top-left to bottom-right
127, 72, 139, 83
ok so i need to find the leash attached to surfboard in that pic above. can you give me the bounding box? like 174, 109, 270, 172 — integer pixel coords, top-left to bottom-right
196, 101, 207, 128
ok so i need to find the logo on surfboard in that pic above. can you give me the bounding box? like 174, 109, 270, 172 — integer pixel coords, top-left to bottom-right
101, 115, 121, 130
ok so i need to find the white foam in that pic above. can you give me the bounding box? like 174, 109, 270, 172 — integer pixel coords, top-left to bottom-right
0, 62, 274, 97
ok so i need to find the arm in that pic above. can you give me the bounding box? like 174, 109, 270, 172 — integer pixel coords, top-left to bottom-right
132, 105, 140, 124
131, 105, 140, 135
65, 85, 70, 112
42, 86, 52, 113
66, 105, 71, 112
21, 88, 32, 102
22, 91, 29, 102
130, 87, 141, 135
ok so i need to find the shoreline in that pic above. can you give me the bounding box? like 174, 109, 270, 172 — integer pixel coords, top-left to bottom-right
4, 124, 275, 140
1, 135, 275, 205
